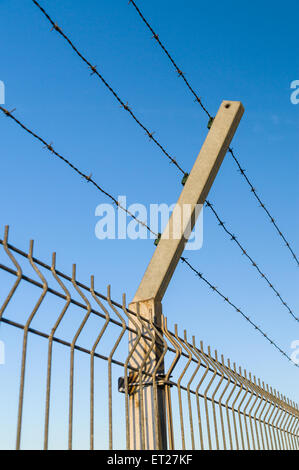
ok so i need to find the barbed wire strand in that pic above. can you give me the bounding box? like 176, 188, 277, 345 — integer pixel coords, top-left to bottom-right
0, 106, 296, 370
180, 257, 299, 368
0, 106, 157, 237
228, 147, 299, 266
205, 200, 299, 323
128, 0, 212, 119
128, 0, 299, 268
31, 0, 184, 176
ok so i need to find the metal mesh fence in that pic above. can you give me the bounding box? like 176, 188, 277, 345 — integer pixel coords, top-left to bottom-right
0, 226, 298, 450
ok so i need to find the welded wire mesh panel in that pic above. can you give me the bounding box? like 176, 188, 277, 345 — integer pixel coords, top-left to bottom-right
0, 226, 298, 450
161, 327, 299, 450
0, 226, 134, 450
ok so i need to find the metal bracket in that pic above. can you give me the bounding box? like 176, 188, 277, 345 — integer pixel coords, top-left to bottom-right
118, 374, 173, 395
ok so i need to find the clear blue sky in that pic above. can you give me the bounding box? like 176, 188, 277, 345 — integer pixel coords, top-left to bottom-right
0, 0, 298, 449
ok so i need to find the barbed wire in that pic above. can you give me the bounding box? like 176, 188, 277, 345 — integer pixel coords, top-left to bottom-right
128, 0, 299, 268
0, 106, 296, 370
128, 0, 212, 119
3, 101, 296, 325
0, 106, 157, 237
180, 257, 299, 368
31, 0, 184, 176
16, 0, 299, 324
205, 200, 299, 323
228, 148, 299, 266
31, 0, 299, 275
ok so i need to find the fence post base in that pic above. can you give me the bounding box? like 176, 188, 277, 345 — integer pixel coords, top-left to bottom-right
128, 299, 167, 450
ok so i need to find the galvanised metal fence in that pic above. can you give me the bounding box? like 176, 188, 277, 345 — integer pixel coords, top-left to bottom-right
0, 226, 298, 450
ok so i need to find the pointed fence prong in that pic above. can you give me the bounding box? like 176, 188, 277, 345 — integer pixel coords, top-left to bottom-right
52, 252, 56, 269
29, 239, 34, 258
90, 275, 95, 290
107, 285, 112, 301
183, 330, 188, 343
72, 264, 76, 281
4, 225, 9, 243
0, 225, 23, 321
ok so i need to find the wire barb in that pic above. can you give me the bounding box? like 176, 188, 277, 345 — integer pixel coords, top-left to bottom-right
90, 65, 97, 75
51, 23, 61, 33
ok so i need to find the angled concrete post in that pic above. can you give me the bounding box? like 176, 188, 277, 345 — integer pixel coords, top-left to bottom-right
129, 101, 244, 449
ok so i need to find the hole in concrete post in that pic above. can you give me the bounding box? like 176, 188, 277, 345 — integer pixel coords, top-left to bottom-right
225, 103, 231, 108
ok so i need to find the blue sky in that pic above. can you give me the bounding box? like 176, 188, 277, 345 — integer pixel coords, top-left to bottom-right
0, 0, 298, 449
